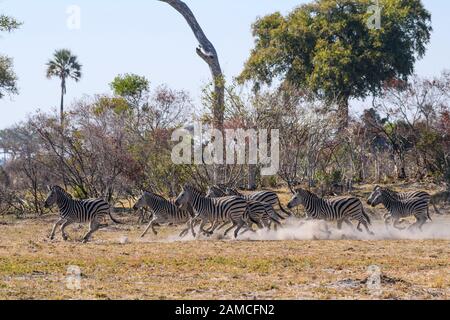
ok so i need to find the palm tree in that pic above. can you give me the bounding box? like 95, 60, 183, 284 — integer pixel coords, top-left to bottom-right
46, 49, 82, 125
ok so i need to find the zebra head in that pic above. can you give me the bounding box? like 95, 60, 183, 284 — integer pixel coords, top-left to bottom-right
175, 185, 194, 210
367, 188, 384, 207
133, 192, 147, 211
287, 188, 309, 209
44, 185, 63, 208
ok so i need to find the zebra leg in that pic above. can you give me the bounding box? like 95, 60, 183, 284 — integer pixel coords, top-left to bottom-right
82, 219, 100, 243
179, 225, 190, 238
393, 218, 406, 230
234, 219, 246, 239
190, 218, 199, 238
224, 221, 237, 237
49, 218, 64, 240
343, 219, 354, 229
60, 220, 74, 241
141, 218, 157, 238
214, 221, 231, 232
360, 220, 374, 235
199, 220, 213, 236
384, 216, 392, 229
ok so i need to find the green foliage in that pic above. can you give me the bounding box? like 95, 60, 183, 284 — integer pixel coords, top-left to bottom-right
0, 56, 18, 98
46, 49, 82, 88
0, 14, 22, 32
239, 0, 432, 113
110, 73, 149, 106
0, 14, 21, 99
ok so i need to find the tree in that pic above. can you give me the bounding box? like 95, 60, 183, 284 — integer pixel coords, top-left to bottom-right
110, 73, 150, 108
159, 0, 226, 183
0, 14, 22, 98
239, 0, 432, 129
46, 49, 82, 125
158, 0, 224, 130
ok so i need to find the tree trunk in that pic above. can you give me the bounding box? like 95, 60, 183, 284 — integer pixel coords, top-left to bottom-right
337, 94, 350, 130
159, 0, 225, 183
60, 77, 66, 126
248, 164, 257, 190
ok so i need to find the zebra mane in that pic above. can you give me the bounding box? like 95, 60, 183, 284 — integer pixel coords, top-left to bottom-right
378, 188, 397, 200
296, 188, 319, 199
143, 190, 169, 203
184, 184, 205, 197
52, 185, 73, 199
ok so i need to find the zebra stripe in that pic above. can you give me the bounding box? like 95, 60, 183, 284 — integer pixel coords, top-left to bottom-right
370, 186, 433, 220
367, 188, 430, 230
287, 188, 373, 235
133, 191, 194, 238
44, 185, 121, 242
175, 185, 249, 238
206, 186, 281, 230
226, 187, 291, 218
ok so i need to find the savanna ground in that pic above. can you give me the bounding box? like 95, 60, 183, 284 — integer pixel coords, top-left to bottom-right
0, 185, 449, 300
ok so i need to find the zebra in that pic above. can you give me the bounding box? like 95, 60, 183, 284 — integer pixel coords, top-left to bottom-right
44, 185, 122, 243
133, 191, 195, 238
369, 186, 437, 219
175, 185, 250, 238
287, 188, 373, 235
367, 187, 430, 230
206, 186, 281, 231
225, 187, 292, 219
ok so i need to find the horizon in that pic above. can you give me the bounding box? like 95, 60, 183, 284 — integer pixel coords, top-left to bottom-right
0, 0, 449, 129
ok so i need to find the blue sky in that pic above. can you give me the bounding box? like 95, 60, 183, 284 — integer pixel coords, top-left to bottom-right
0, 0, 449, 128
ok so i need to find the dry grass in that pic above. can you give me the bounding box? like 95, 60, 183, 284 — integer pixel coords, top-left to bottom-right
0, 214, 448, 300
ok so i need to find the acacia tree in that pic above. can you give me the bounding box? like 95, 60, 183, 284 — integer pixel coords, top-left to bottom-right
239, 0, 432, 129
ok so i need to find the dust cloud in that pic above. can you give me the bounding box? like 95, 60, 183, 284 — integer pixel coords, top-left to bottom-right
162, 215, 450, 242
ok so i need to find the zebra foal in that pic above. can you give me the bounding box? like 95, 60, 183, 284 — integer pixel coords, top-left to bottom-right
44, 185, 122, 243
287, 188, 373, 235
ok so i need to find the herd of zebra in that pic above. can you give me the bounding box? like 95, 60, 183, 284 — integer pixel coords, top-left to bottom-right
42, 184, 439, 242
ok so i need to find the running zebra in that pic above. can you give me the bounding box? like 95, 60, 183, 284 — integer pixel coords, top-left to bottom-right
44, 185, 122, 243
367, 187, 430, 230
206, 186, 281, 230
370, 186, 436, 219
175, 185, 249, 238
287, 188, 373, 235
225, 187, 291, 219
133, 191, 195, 238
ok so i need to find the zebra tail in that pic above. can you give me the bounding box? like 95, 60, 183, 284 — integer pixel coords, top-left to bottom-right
109, 209, 123, 224
278, 198, 292, 217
